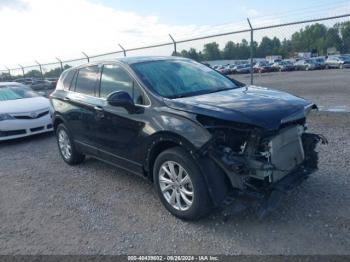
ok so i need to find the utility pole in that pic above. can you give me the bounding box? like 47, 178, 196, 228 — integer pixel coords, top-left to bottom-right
247, 18, 254, 85
119, 44, 126, 57
169, 34, 177, 55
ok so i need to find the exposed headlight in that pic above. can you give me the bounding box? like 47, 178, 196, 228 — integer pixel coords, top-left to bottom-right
304, 103, 317, 117
0, 113, 15, 121
280, 104, 317, 124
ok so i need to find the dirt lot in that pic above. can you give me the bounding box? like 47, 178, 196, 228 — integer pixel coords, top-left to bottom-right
234, 69, 350, 112
1, 112, 349, 255
0, 70, 350, 255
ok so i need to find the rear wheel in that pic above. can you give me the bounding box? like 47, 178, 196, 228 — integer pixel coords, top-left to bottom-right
153, 147, 211, 220
56, 123, 85, 165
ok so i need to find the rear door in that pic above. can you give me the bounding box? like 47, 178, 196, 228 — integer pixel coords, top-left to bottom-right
65, 65, 101, 148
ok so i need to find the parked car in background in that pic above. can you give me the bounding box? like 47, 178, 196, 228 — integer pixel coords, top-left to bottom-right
29, 79, 52, 91
45, 78, 59, 88
0, 82, 53, 141
254, 61, 274, 73
14, 78, 33, 85
50, 56, 325, 220
325, 55, 350, 69
294, 59, 322, 71
234, 64, 251, 74
272, 60, 295, 71
12, 77, 52, 90
311, 57, 326, 69
218, 65, 231, 75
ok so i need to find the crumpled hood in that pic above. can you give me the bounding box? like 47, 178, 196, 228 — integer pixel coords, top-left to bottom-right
0, 96, 51, 114
164, 86, 313, 130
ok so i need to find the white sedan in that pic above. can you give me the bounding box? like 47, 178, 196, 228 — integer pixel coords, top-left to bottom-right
0, 82, 53, 141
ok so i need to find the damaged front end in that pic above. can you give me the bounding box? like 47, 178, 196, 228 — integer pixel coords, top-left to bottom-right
196, 111, 327, 218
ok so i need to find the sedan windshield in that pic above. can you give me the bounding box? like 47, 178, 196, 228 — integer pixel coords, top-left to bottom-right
0, 84, 39, 101
130, 59, 240, 98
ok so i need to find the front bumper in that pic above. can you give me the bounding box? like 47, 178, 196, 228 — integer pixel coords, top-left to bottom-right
221, 165, 317, 220
0, 115, 53, 141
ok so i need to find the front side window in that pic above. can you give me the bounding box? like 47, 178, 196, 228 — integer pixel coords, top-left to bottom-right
75, 66, 99, 96
131, 59, 240, 99
100, 64, 146, 105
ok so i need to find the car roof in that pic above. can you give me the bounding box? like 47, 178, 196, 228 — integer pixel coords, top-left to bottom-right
68, 56, 190, 70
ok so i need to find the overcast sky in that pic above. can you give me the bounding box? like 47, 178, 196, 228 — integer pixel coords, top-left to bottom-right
1, 0, 350, 69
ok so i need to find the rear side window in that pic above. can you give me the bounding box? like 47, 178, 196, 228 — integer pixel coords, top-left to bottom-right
75, 66, 99, 96
62, 70, 76, 90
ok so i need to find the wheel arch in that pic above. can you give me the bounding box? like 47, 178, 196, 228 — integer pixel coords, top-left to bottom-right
144, 131, 200, 181
53, 115, 64, 131
144, 131, 231, 207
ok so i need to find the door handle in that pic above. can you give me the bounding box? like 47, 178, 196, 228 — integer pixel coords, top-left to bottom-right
63, 96, 70, 101
94, 106, 104, 111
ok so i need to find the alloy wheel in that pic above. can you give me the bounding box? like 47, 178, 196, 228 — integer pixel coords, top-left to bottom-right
58, 129, 72, 160
158, 161, 194, 211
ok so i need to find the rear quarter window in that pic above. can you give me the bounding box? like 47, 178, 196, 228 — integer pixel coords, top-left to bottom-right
75, 66, 100, 96
62, 70, 76, 90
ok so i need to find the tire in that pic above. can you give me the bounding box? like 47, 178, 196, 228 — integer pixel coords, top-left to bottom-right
153, 147, 211, 220
56, 123, 85, 165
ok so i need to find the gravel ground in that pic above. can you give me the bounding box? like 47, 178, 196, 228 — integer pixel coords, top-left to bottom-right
234, 69, 350, 112
0, 111, 349, 255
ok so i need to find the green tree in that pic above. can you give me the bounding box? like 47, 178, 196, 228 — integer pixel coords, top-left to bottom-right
187, 48, 201, 61
339, 21, 350, 53
222, 41, 237, 59
325, 27, 343, 54
203, 42, 221, 60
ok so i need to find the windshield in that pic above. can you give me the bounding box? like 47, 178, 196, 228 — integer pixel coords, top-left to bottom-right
0, 84, 39, 101
130, 59, 240, 98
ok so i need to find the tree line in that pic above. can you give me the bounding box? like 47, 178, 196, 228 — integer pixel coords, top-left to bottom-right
2, 20, 350, 80
175, 21, 350, 61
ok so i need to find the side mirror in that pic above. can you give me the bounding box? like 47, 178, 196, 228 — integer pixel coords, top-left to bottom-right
107, 91, 136, 113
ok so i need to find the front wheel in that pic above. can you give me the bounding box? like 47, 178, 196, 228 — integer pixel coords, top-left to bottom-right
153, 147, 211, 220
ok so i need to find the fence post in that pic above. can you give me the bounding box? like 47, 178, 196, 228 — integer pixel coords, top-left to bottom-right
247, 18, 254, 85
56, 57, 63, 72
82, 52, 90, 62
35, 60, 44, 79
5, 66, 11, 80
18, 64, 25, 77
119, 44, 126, 57
169, 34, 177, 55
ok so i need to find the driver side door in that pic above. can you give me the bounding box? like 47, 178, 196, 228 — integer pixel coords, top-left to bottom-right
93, 63, 149, 174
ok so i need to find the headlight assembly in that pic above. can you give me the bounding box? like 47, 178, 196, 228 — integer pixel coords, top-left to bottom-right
0, 114, 15, 121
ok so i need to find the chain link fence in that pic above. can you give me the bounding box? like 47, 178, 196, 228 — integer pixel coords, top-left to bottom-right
1, 13, 350, 84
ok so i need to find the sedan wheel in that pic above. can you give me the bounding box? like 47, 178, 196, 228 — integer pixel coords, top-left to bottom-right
159, 161, 194, 211
58, 129, 72, 160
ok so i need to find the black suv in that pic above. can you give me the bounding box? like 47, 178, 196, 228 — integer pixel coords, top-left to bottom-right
50, 56, 326, 220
